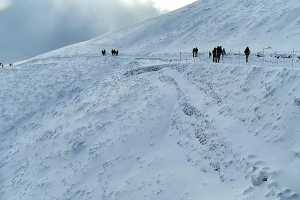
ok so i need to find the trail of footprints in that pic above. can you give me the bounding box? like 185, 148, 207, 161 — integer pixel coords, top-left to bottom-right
243, 154, 299, 200
182, 98, 299, 200
160, 69, 299, 200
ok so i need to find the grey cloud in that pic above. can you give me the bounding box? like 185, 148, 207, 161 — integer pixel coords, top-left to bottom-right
0, 0, 159, 62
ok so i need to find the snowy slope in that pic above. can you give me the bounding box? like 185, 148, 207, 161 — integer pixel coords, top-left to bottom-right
37, 0, 300, 58
1, 53, 300, 200
1, 0, 300, 200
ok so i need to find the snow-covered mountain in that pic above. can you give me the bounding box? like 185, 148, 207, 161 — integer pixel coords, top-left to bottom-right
1, 1, 300, 200
41, 0, 300, 58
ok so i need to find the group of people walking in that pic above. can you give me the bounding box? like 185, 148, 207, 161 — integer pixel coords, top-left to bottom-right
111, 49, 119, 56
0, 62, 13, 68
101, 45, 250, 63
101, 49, 119, 56
192, 47, 199, 57
192, 46, 251, 63
210, 46, 226, 63
1, 45, 252, 70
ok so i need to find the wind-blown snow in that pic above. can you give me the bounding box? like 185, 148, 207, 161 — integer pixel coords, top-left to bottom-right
1, 0, 300, 200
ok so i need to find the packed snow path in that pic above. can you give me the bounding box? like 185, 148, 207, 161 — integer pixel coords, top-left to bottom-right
1, 53, 300, 200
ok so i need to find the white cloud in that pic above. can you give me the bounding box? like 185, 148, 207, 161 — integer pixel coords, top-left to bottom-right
0, 0, 11, 11
0, 0, 159, 62
152, 0, 197, 11
121, 0, 197, 11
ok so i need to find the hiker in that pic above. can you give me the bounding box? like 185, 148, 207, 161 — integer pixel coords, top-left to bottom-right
209, 51, 212, 58
244, 47, 251, 63
192, 48, 198, 57
111, 49, 115, 56
0, 62, 3, 68
212, 48, 217, 63
116, 49, 119, 56
222, 48, 226, 60
222, 48, 226, 56
102, 49, 106, 56
216, 46, 222, 63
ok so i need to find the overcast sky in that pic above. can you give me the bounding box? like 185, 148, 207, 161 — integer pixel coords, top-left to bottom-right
0, 0, 196, 62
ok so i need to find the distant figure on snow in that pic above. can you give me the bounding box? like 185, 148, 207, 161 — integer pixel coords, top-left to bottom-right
111, 49, 119, 56
244, 47, 251, 63
9, 64, 13, 67
102, 49, 106, 56
212, 48, 217, 63
222, 48, 226, 60
193, 48, 199, 57
0, 62, 3, 68
209, 51, 212, 58
216, 46, 222, 63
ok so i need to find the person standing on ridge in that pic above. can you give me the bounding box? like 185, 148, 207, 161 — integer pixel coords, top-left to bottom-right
192, 47, 199, 58
216, 46, 222, 63
212, 48, 217, 62
244, 47, 251, 63
222, 48, 226, 60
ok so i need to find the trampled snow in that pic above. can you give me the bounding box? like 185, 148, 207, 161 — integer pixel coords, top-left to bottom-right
1, 1, 300, 200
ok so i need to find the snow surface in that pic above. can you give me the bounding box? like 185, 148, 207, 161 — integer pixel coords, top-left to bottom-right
1, 1, 300, 200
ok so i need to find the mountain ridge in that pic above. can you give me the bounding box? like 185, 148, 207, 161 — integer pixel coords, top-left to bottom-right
32, 0, 300, 61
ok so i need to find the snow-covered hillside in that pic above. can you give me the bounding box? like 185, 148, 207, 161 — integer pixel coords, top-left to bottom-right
38, 0, 300, 58
1, 53, 300, 200
1, 1, 300, 200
